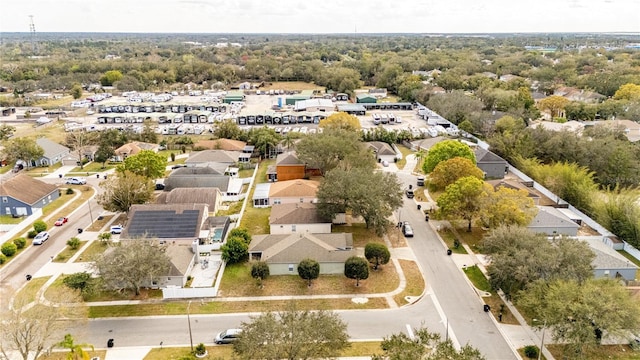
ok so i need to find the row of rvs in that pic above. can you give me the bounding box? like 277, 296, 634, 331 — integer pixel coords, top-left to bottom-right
372, 113, 402, 125
96, 103, 229, 114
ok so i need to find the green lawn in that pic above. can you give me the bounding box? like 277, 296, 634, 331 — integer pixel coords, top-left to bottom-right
0, 214, 28, 224
438, 228, 468, 254
69, 161, 116, 173
75, 241, 110, 262
463, 265, 492, 292
395, 145, 413, 170
15, 276, 51, 304
332, 223, 385, 247
53, 242, 87, 262
239, 207, 270, 235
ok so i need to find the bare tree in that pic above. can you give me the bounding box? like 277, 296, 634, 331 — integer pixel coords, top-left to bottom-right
64, 131, 99, 170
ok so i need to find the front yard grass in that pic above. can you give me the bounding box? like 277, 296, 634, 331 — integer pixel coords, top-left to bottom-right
438, 228, 468, 254
218, 261, 399, 297
75, 241, 110, 262
393, 260, 425, 306
0, 214, 27, 224
395, 145, 413, 170
451, 224, 486, 253
463, 265, 518, 325
53, 241, 87, 262
69, 161, 116, 173
332, 223, 385, 247
239, 207, 270, 235
86, 214, 113, 232
15, 276, 51, 304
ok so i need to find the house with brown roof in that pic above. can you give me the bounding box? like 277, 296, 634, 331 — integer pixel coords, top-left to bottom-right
193, 139, 247, 152
248, 232, 355, 275
252, 179, 320, 208
0, 173, 59, 216
113, 141, 159, 162
156, 187, 222, 215
367, 141, 398, 164
269, 203, 331, 235
554, 86, 605, 103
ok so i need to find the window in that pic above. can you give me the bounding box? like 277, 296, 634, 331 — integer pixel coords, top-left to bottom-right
300, 198, 304, 203
288, 264, 294, 272
273, 199, 281, 205
292, 225, 296, 232
2, 197, 7, 203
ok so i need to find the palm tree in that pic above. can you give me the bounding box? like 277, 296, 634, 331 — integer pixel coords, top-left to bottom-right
57, 334, 94, 360
282, 133, 296, 151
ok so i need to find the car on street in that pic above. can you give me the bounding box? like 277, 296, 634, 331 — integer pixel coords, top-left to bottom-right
54, 217, 68, 226
65, 177, 87, 185
402, 222, 414, 237
110, 225, 123, 234
405, 188, 414, 199
214, 328, 242, 344
33, 231, 50, 245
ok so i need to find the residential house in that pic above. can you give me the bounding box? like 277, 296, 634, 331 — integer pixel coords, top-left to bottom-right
248, 232, 355, 275
33, 138, 70, 167
580, 237, 638, 281
113, 141, 159, 162
554, 86, 605, 103
367, 141, 398, 164
487, 180, 542, 205
252, 179, 320, 208
271, 151, 305, 182
475, 148, 508, 179
0, 173, 59, 216
163, 173, 243, 200
156, 187, 223, 215
185, 150, 243, 166
269, 203, 331, 235
122, 203, 208, 242
527, 206, 580, 236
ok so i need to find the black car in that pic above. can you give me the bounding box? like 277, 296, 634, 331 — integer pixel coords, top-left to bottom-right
155, 183, 165, 190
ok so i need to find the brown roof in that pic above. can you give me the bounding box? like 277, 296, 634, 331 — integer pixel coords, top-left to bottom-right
115, 141, 158, 157
0, 173, 57, 205
193, 139, 247, 151
269, 203, 329, 225
249, 233, 355, 264
269, 179, 319, 198
156, 187, 220, 210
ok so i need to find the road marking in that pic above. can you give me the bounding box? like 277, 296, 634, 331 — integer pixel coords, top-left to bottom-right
406, 324, 415, 340
427, 285, 460, 349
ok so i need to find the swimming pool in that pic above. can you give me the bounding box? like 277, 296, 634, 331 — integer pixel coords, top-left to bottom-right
212, 228, 224, 242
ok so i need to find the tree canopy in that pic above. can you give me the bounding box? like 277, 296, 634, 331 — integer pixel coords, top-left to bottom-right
295, 128, 375, 175
436, 176, 486, 232
429, 157, 484, 190
1, 137, 44, 168
319, 112, 362, 131
423, 140, 476, 173
96, 170, 154, 213
118, 149, 167, 179
297, 258, 320, 286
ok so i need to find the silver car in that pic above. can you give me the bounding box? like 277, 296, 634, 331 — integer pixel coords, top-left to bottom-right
33, 231, 50, 245
214, 328, 242, 344
402, 222, 414, 237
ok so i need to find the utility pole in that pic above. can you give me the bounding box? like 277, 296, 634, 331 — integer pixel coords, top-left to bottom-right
29, 15, 38, 55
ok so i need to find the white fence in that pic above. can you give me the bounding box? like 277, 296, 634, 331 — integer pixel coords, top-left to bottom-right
0, 210, 42, 245
162, 287, 218, 299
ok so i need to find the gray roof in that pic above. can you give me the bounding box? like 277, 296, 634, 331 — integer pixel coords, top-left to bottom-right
276, 151, 303, 166
475, 148, 507, 164
528, 206, 580, 230
581, 238, 639, 271
164, 244, 195, 276
124, 203, 207, 239
186, 150, 242, 164
270, 203, 329, 225
164, 175, 231, 192
156, 187, 220, 210
253, 183, 271, 200
367, 141, 396, 156
249, 233, 355, 264
172, 165, 225, 176
36, 138, 69, 159
336, 104, 366, 112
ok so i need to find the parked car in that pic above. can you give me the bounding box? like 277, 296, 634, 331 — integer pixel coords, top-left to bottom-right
215, 328, 242, 344
54, 217, 68, 226
33, 231, 50, 245
155, 183, 165, 190
110, 225, 123, 234
417, 176, 425, 186
405, 189, 415, 199
402, 222, 414, 237
65, 177, 87, 185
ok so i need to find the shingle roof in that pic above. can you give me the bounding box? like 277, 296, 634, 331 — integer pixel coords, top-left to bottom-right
36, 138, 69, 158
367, 141, 396, 156
276, 151, 303, 166
475, 148, 506, 164
163, 175, 231, 192
172, 165, 225, 176
528, 206, 580, 229
156, 187, 220, 210
269, 180, 319, 198
249, 233, 355, 264
269, 203, 329, 225
193, 139, 246, 151
0, 173, 58, 205
164, 244, 195, 276
186, 150, 242, 164
115, 141, 158, 156
581, 238, 638, 271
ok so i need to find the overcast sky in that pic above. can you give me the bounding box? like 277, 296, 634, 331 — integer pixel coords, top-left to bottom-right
1, 0, 639, 34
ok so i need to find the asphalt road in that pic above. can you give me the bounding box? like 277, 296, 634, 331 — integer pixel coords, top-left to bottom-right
57, 172, 516, 359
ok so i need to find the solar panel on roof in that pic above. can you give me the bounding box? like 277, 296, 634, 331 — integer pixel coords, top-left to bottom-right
128, 210, 200, 238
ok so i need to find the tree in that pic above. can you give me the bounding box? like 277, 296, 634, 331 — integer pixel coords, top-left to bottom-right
220, 237, 249, 264
251, 261, 270, 283
518, 278, 640, 358
482, 226, 594, 297
62, 272, 93, 294
99, 70, 123, 86
56, 333, 94, 360
426, 91, 484, 125
297, 258, 320, 287
423, 140, 476, 173
296, 128, 375, 175
319, 112, 361, 131
247, 126, 281, 158
213, 119, 243, 140
318, 167, 403, 235
228, 228, 252, 245
1, 242, 17, 257
94, 142, 115, 168
429, 157, 484, 190
1, 137, 44, 169
93, 240, 171, 296
64, 131, 99, 170
480, 185, 537, 228
66, 237, 81, 250
0, 287, 84, 360
70, 84, 83, 100
373, 326, 485, 360
0, 124, 16, 141
33, 220, 47, 233
233, 304, 349, 360
613, 83, 640, 101
437, 176, 486, 232
96, 170, 154, 213
364, 243, 390, 270
537, 95, 570, 118
119, 149, 167, 179
344, 256, 369, 286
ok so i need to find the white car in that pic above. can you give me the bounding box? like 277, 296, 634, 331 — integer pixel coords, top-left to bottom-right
110, 225, 123, 234
33, 231, 50, 245
65, 177, 87, 185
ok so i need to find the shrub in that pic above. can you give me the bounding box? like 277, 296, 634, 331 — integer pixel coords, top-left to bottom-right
220, 237, 248, 264
28, 230, 38, 238
1, 242, 18, 257
228, 228, 251, 245
170, 153, 176, 162
364, 243, 391, 270
194, 343, 206, 356
33, 220, 47, 233
13, 237, 27, 249
523, 345, 539, 359
66, 188, 75, 195
251, 261, 270, 281
62, 272, 92, 292
98, 232, 112, 242
66, 237, 81, 250
0, 253, 6, 264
